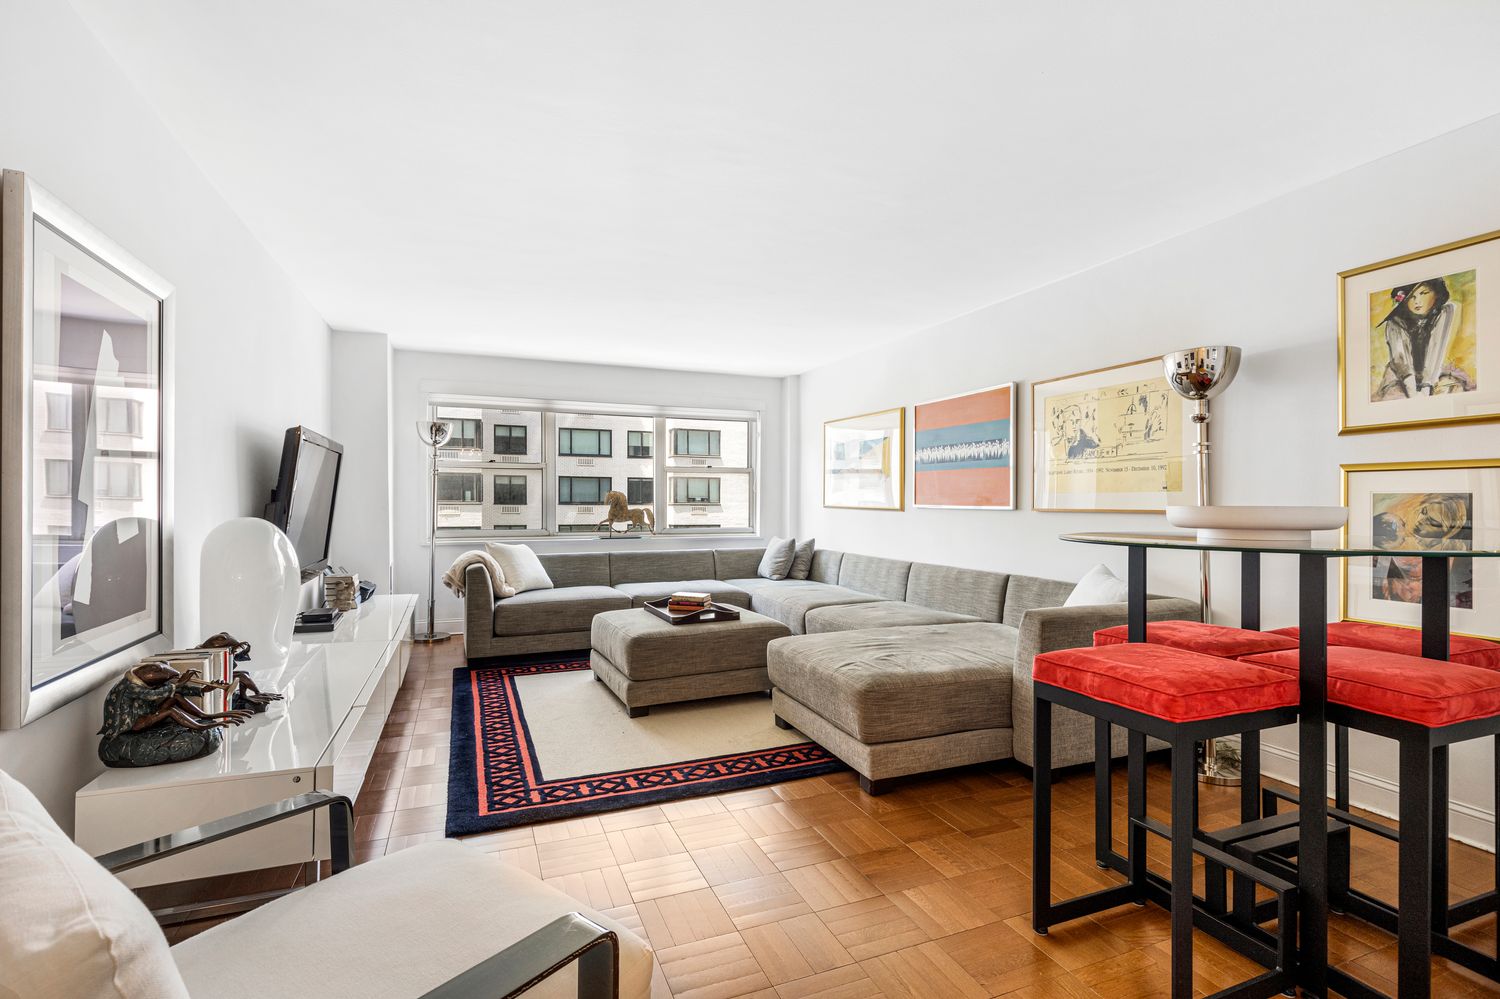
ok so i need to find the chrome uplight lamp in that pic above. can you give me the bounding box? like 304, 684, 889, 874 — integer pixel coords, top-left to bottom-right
415, 419, 454, 643
1163, 345, 1242, 784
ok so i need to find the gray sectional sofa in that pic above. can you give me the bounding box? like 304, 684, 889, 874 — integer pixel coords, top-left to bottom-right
462, 545, 1198, 785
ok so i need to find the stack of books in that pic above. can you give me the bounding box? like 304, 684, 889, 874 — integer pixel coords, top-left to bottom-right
325, 573, 359, 612
667, 591, 713, 613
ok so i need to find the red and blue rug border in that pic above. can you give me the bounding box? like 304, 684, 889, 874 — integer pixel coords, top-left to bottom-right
445, 652, 844, 836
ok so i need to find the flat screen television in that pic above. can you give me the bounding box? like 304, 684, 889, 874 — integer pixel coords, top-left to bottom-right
263, 426, 344, 581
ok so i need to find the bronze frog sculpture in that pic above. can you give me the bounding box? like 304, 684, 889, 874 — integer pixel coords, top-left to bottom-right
97, 661, 253, 768
195, 632, 285, 712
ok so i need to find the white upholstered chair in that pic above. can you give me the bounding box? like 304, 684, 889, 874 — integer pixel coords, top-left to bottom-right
0, 768, 655, 998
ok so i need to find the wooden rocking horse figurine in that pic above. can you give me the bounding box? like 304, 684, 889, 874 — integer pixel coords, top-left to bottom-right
598, 490, 655, 534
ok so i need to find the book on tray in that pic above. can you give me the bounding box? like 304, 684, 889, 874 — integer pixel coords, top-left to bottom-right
667, 591, 712, 611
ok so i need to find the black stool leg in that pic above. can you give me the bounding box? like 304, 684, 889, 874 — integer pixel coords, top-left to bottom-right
1432, 745, 1450, 935
1170, 735, 1196, 999
1231, 731, 1262, 923
1128, 730, 1147, 896
1095, 718, 1112, 868
1398, 733, 1434, 999
1032, 695, 1053, 934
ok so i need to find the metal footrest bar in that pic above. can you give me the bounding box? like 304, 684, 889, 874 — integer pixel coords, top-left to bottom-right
1449, 888, 1499, 926
1340, 887, 1500, 983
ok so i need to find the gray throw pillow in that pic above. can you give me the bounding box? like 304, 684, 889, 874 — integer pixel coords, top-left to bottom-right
788, 538, 816, 580
757, 536, 797, 580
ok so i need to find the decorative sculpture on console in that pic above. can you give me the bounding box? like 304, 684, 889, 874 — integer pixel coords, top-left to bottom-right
195, 632, 284, 712
597, 490, 655, 534
97, 661, 253, 768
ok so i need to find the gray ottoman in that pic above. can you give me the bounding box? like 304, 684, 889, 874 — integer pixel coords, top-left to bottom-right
590, 608, 793, 717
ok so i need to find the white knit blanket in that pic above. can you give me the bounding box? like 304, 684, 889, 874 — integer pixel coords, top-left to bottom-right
443, 550, 516, 599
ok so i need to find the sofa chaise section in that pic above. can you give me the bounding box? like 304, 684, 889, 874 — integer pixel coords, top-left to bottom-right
768, 623, 1016, 794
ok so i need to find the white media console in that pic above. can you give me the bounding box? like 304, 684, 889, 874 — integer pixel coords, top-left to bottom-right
74, 594, 417, 888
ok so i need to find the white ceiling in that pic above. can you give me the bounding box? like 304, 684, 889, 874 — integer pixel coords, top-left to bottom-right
70, 1, 1500, 377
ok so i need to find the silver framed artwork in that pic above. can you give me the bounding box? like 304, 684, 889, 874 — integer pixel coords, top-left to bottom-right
1, 171, 175, 729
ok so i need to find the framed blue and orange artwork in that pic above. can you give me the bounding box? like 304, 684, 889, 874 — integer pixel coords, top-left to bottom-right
913, 383, 1015, 510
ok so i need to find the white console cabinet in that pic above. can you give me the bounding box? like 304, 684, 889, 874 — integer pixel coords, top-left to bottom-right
74, 594, 417, 888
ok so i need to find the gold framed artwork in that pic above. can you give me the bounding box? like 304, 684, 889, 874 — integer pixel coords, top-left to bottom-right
1341, 459, 1500, 641
823, 407, 904, 510
1339, 229, 1500, 435
1030, 357, 1195, 513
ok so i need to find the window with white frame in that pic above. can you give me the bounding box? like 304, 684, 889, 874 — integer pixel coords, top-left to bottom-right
45, 392, 72, 431
99, 397, 142, 437
97, 460, 143, 500
430, 401, 757, 538
44, 459, 71, 497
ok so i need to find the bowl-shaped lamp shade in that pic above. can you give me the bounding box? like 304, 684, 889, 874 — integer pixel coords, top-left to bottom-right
416, 419, 453, 449
1163, 346, 1242, 402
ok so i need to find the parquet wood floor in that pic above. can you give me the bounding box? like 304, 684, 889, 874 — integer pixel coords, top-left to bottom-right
155, 638, 1500, 997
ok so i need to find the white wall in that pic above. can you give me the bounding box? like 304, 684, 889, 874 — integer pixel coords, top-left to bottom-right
0, 0, 332, 829
330, 330, 394, 592
386, 350, 792, 632
799, 114, 1500, 850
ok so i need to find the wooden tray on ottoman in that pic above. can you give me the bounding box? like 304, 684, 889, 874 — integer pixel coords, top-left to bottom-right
643, 598, 743, 625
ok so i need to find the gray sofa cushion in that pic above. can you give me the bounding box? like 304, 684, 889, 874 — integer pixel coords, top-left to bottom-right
788, 539, 816, 580
838, 554, 912, 601
714, 548, 767, 581
536, 553, 611, 589
809, 549, 843, 584
905, 563, 1008, 622
1002, 575, 1077, 627
804, 601, 981, 634
736, 581, 881, 634
609, 550, 714, 585
757, 537, 797, 580
767, 623, 1017, 743
611, 579, 751, 609
492, 585, 631, 636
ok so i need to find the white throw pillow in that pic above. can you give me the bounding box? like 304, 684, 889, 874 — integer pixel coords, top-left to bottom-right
757, 537, 797, 580
0, 769, 191, 999
484, 543, 554, 595
1064, 563, 1131, 606
788, 538, 816, 580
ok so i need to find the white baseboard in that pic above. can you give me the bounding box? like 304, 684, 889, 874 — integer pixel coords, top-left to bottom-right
1259, 742, 1495, 854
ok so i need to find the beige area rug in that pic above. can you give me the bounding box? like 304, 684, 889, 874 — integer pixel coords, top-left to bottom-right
446, 652, 844, 834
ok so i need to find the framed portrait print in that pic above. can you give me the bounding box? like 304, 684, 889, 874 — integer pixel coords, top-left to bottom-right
913, 382, 1015, 510
823, 407, 904, 510
1, 171, 175, 729
1339, 229, 1500, 434
1341, 459, 1500, 641
1031, 357, 1195, 513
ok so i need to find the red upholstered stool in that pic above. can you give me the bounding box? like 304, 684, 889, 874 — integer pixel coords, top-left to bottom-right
1268, 621, 1500, 670
1240, 646, 1500, 996
1031, 645, 1299, 999
1094, 620, 1298, 658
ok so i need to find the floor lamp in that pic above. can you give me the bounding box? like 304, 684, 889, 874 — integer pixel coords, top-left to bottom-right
1163, 345, 1242, 784
415, 419, 454, 643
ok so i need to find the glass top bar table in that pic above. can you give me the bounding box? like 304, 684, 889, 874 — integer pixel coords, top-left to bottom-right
1060, 531, 1500, 999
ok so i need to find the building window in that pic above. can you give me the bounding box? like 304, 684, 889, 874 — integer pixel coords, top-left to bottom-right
98, 461, 143, 500
627, 477, 653, 505
444, 418, 481, 450
45, 392, 72, 431
559, 428, 611, 457
672, 429, 720, 457
673, 477, 720, 504
558, 476, 611, 504
627, 431, 653, 458
493, 424, 527, 455
492, 474, 527, 505
436, 471, 482, 502
100, 397, 143, 437
44, 459, 71, 497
